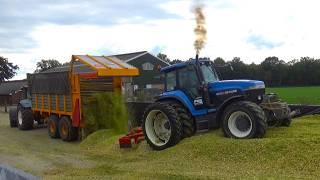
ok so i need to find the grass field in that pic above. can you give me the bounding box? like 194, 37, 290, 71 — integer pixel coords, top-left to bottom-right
267, 86, 320, 104
1, 112, 320, 179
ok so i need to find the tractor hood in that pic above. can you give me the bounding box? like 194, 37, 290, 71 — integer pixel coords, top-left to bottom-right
208, 80, 265, 92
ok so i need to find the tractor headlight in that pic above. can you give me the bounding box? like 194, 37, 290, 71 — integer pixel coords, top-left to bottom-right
248, 84, 265, 90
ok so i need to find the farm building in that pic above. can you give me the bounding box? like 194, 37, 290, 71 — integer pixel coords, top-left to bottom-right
0, 80, 27, 111
110, 51, 170, 89
44, 51, 170, 101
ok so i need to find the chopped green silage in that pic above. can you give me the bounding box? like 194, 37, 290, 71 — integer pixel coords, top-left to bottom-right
82, 92, 128, 136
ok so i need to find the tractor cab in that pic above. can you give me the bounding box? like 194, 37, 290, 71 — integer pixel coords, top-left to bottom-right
160, 60, 219, 107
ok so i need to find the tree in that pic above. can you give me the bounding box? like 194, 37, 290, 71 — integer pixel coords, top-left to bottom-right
35, 59, 62, 73
0, 56, 19, 112
170, 59, 183, 65
157, 53, 171, 63
0, 56, 19, 82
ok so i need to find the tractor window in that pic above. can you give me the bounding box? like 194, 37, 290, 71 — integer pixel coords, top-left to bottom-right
165, 71, 177, 91
200, 62, 219, 83
178, 67, 200, 98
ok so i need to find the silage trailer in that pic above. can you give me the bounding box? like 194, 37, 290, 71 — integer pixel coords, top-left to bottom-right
9, 55, 139, 141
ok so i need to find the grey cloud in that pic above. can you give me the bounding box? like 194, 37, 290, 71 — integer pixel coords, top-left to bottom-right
247, 35, 283, 50
0, 0, 180, 53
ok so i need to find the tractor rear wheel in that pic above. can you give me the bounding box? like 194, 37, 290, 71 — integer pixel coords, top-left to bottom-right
280, 118, 292, 127
9, 107, 18, 128
222, 101, 267, 138
58, 116, 78, 141
142, 102, 182, 150
166, 101, 195, 138
17, 108, 34, 130
48, 115, 60, 138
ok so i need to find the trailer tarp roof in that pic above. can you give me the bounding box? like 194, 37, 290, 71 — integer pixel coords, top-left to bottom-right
72, 55, 139, 77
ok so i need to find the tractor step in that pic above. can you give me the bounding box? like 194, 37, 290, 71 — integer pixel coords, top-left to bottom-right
196, 119, 210, 133
119, 127, 145, 148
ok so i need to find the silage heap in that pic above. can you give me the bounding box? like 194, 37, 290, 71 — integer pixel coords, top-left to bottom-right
82, 92, 128, 137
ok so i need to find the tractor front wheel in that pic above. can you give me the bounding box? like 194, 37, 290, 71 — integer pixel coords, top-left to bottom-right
17, 108, 34, 130
142, 102, 182, 150
222, 101, 267, 138
9, 107, 18, 128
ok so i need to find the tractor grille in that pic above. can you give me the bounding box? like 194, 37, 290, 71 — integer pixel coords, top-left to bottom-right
245, 89, 265, 103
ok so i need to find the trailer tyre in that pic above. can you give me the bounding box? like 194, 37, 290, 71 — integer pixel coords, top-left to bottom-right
17, 108, 34, 130
48, 115, 60, 138
165, 101, 195, 138
9, 107, 18, 128
59, 116, 78, 141
222, 101, 267, 138
143, 102, 182, 150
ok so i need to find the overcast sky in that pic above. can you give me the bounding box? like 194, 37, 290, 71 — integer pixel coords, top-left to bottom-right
1, 0, 320, 80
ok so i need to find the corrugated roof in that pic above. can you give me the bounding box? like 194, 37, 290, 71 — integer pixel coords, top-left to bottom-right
113, 51, 147, 62
42, 61, 94, 74
41, 51, 149, 74
0, 80, 27, 95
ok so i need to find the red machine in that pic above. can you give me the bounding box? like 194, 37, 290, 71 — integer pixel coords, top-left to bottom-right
119, 127, 144, 148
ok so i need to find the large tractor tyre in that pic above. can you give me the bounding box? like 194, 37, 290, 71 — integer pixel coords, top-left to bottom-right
222, 101, 267, 139
142, 102, 182, 150
9, 107, 18, 128
48, 115, 60, 138
280, 118, 292, 127
166, 101, 195, 138
17, 108, 34, 130
58, 116, 78, 142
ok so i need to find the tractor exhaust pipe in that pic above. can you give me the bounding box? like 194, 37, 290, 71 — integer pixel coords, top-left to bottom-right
196, 54, 199, 62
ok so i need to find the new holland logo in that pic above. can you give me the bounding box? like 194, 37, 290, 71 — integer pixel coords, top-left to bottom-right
216, 90, 237, 96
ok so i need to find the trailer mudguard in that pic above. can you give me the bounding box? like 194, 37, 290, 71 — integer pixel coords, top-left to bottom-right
156, 90, 211, 117
19, 99, 32, 108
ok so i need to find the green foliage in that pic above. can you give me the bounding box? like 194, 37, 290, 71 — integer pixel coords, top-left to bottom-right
35, 59, 62, 73
213, 56, 320, 87
157, 53, 171, 63
82, 92, 128, 136
0, 56, 19, 82
267, 86, 320, 104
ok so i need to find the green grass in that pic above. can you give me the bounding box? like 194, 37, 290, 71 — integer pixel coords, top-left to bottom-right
82, 92, 128, 136
2, 112, 320, 179
267, 86, 320, 104
47, 115, 320, 179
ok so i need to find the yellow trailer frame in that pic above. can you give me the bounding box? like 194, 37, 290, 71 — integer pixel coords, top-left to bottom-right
32, 54, 139, 129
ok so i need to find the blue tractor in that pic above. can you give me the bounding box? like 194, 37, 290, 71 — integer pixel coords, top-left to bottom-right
142, 56, 292, 150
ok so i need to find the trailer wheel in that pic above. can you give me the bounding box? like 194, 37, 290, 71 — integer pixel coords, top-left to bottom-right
222, 101, 267, 138
9, 107, 18, 128
48, 115, 60, 138
59, 116, 78, 141
165, 101, 195, 138
17, 108, 34, 130
143, 102, 182, 150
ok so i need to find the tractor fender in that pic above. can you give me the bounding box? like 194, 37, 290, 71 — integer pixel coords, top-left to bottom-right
18, 99, 32, 109
156, 90, 208, 117
215, 95, 245, 123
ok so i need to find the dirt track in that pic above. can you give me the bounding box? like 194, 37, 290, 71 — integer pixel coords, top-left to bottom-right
0, 112, 96, 176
